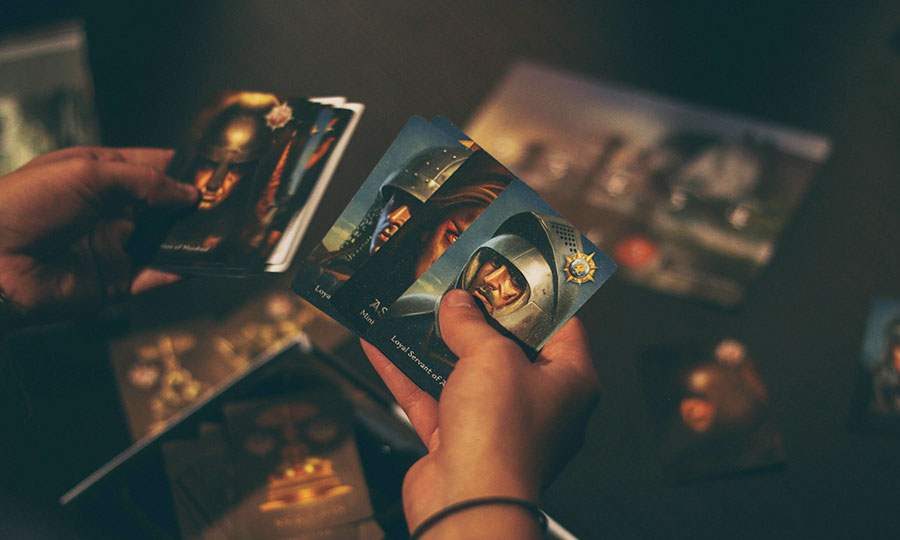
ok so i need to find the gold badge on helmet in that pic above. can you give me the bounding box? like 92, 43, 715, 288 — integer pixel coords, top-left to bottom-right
564, 251, 597, 284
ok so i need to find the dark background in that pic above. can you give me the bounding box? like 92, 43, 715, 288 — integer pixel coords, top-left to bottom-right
1, 1, 899, 539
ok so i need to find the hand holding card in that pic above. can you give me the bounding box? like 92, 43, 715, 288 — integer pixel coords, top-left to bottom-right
364, 179, 615, 397
293, 117, 616, 399
360, 292, 600, 534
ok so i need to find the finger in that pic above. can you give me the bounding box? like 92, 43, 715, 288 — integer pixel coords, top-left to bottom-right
360, 339, 439, 444
531, 318, 599, 485
116, 148, 176, 171
535, 317, 601, 400
90, 219, 136, 303
22, 147, 176, 171
438, 289, 525, 363
131, 269, 181, 295
81, 159, 198, 209
537, 317, 594, 375
21, 146, 127, 169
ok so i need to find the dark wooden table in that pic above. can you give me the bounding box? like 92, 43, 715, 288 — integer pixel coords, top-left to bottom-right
2, 1, 899, 539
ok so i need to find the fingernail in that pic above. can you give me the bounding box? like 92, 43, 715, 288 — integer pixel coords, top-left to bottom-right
445, 289, 476, 308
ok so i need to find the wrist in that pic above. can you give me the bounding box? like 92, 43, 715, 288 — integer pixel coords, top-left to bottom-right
403, 453, 541, 533
415, 499, 544, 540
436, 448, 541, 503
440, 468, 539, 507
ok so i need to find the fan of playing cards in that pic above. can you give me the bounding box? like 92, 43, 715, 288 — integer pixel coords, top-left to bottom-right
291, 116, 617, 398
149, 92, 363, 275
147, 94, 615, 398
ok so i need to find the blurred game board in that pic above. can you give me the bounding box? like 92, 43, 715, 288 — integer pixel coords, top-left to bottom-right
466, 61, 831, 306
110, 291, 354, 441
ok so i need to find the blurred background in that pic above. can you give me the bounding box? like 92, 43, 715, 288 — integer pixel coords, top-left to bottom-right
1, 1, 899, 539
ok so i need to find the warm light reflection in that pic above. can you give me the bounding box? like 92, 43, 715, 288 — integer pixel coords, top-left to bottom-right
194, 165, 241, 210
221, 91, 280, 109
689, 370, 710, 391
225, 125, 252, 148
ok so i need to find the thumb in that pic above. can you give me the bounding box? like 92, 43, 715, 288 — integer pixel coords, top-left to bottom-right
438, 289, 525, 362
131, 269, 182, 294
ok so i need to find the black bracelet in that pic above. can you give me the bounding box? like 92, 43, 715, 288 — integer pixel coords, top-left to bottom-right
409, 496, 547, 540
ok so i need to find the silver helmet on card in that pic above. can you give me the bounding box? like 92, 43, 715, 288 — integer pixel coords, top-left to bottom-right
380, 146, 471, 203
446, 212, 587, 350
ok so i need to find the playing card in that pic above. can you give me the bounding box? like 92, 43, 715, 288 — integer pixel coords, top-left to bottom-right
852, 298, 900, 434
640, 340, 787, 482
216, 290, 354, 362
162, 429, 239, 540
109, 320, 241, 440
291, 116, 473, 325
331, 149, 514, 334
430, 116, 475, 148
145, 92, 362, 276
366, 179, 616, 398
223, 392, 377, 539
265, 102, 365, 272
149, 93, 323, 274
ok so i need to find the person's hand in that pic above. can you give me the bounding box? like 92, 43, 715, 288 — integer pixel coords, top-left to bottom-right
361, 290, 600, 539
0, 147, 198, 324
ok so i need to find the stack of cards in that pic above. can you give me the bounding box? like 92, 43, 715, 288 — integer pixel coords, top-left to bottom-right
110, 291, 353, 440
292, 116, 617, 398
162, 391, 382, 540
148, 92, 363, 275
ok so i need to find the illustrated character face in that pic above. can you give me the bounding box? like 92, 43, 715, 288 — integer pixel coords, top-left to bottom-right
445, 212, 582, 352
370, 190, 417, 254
371, 146, 474, 255
679, 355, 768, 435
465, 251, 528, 316
192, 159, 251, 210
413, 205, 484, 280
680, 397, 716, 433
192, 95, 272, 210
